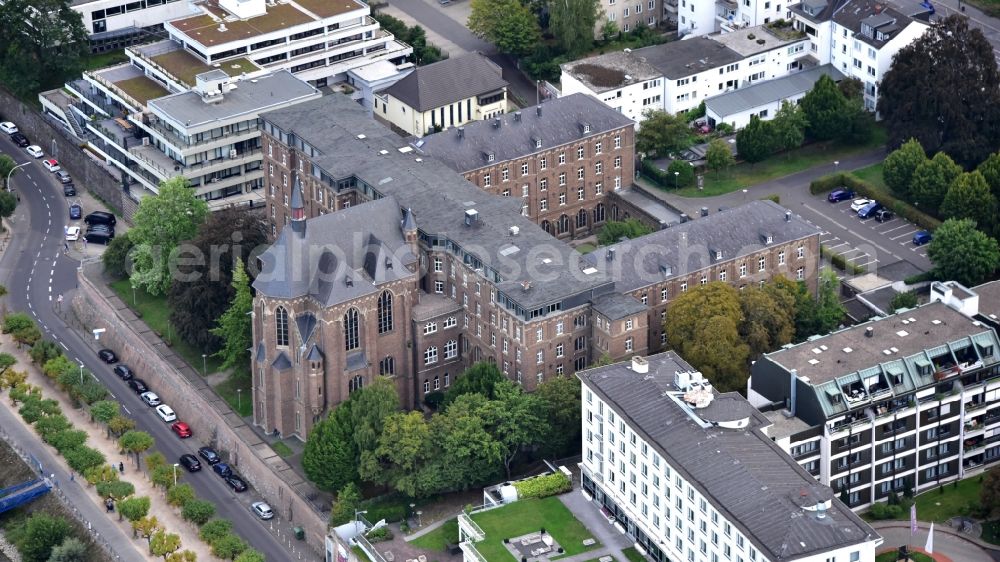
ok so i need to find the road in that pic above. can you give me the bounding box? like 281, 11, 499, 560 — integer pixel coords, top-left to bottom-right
386, 0, 541, 104
643, 148, 933, 277
0, 134, 297, 561
873, 522, 998, 562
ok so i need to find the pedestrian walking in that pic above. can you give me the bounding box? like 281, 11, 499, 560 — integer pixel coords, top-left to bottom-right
118, 461, 124, 473
70, 472, 74, 482
63, 241, 69, 254
56, 294, 63, 311
83, 238, 88, 250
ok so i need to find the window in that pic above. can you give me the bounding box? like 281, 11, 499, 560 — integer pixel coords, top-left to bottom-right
275, 306, 289, 346
578, 187, 585, 201
484, 174, 491, 187
433, 257, 443, 272
558, 153, 566, 165
595, 141, 602, 155
537, 350, 544, 364
377, 291, 393, 333
661, 288, 668, 302
739, 263, 747, 277
444, 317, 457, 328
720, 270, 727, 282
540, 199, 548, 211
778, 251, 785, 265
577, 146, 585, 159
797, 267, 805, 280
595, 182, 603, 195
379, 356, 395, 375
559, 193, 567, 206
540, 178, 548, 191
424, 322, 438, 335
434, 280, 444, 294
540, 157, 547, 170
614, 135, 621, 149
344, 308, 359, 350
596, 161, 603, 174
425, 347, 438, 365
625, 319, 634, 330
559, 172, 567, 186
445, 340, 458, 359
502, 168, 509, 182
625, 337, 633, 352
758, 256, 766, 272
797, 246, 805, 259
556, 344, 564, 358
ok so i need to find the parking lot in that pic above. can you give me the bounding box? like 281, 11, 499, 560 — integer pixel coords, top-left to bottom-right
823, 196, 930, 268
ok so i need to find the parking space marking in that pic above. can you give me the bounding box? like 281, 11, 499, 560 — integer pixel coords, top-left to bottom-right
891, 229, 919, 241
880, 224, 912, 234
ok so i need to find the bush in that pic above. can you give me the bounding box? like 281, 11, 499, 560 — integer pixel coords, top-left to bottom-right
904, 271, 936, 285
50, 429, 88, 454
182, 499, 216, 526
667, 160, 696, 188
366, 526, 394, 543
167, 483, 196, 508
36, 414, 71, 442
29, 340, 61, 366
761, 194, 781, 204
867, 501, 904, 520
96, 480, 135, 500
199, 519, 233, 544
63, 445, 106, 473
359, 495, 408, 524
423, 391, 445, 411
512, 472, 573, 500
211, 534, 247, 560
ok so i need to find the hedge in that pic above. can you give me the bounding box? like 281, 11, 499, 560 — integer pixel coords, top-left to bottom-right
808, 173, 941, 231
513, 472, 573, 500
821, 245, 865, 275
640, 159, 672, 188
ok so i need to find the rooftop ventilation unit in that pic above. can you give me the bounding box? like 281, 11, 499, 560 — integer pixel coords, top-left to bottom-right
457, 127, 464, 139
785, 210, 792, 222
514, 111, 522, 122
509, 226, 519, 236
464, 208, 479, 226
631, 356, 648, 373
865, 326, 874, 338
493, 117, 501, 129
357, 134, 366, 139
606, 248, 615, 261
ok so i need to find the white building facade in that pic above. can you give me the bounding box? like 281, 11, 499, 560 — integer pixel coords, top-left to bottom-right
70, 0, 193, 52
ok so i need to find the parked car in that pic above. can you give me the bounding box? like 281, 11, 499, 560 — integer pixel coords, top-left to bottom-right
128, 379, 149, 394
25, 145, 43, 158
251, 502, 274, 520
113, 364, 134, 380
155, 404, 176, 422
198, 447, 221, 465
69, 204, 82, 220
10, 132, 29, 147
140, 391, 161, 407
42, 159, 60, 172
97, 348, 118, 363
55, 171, 71, 184
913, 230, 933, 246
212, 463, 232, 478
84, 231, 114, 245
84, 211, 116, 226
179, 454, 201, 472
857, 201, 883, 219
225, 475, 247, 492
827, 189, 856, 203
65, 226, 80, 241
875, 209, 894, 222
171, 421, 192, 438
850, 198, 872, 212
0, 122, 18, 135
86, 224, 114, 235
63, 183, 76, 196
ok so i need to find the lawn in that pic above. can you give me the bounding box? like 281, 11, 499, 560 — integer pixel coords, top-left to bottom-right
271, 441, 294, 458
410, 518, 458, 552
114, 76, 169, 105
109, 279, 225, 374
82, 50, 129, 72
622, 546, 646, 562
575, 243, 597, 254
966, 0, 1000, 16
870, 476, 984, 524
214, 367, 252, 417
470, 497, 599, 561
875, 552, 934, 562
670, 127, 887, 197
850, 162, 887, 191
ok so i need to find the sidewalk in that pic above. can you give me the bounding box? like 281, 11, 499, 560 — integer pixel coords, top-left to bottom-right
557, 491, 633, 562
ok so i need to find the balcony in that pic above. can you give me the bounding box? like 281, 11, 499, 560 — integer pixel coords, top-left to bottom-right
458, 513, 485, 542
965, 400, 989, 413
144, 118, 261, 152
460, 541, 488, 562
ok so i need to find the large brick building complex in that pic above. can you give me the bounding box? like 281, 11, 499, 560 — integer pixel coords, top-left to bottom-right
415, 94, 636, 239
251, 93, 821, 440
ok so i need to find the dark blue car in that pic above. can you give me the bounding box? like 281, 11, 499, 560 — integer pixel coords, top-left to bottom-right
858, 201, 882, 219
913, 231, 933, 246
69, 204, 82, 220
827, 189, 855, 203
212, 462, 232, 478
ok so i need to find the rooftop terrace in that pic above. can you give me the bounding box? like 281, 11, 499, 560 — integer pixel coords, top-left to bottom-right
167, 0, 344, 48
151, 49, 259, 86
290, 0, 361, 18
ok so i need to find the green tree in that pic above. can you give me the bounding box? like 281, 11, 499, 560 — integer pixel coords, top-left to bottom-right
981, 469, 1000, 518
181, 499, 216, 526
429, 394, 503, 491
800, 74, 849, 141
107, 415, 135, 438
119, 430, 155, 468
210, 534, 247, 560
63, 445, 105, 473
878, 15, 1000, 167
912, 152, 963, 210
486, 381, 548, 478
548, 0, 600, 55
794, 269, 845, 339
442, 362, 504, 407
883, 138, 927, 198
600, 20, 619, 41
165, 550, 197, 562
166, 483, 196, 508
36, 414, 71, 442
50, 429, 87, 453
978, 152, 1000, 200
536, 376, 581, 458
739, 287, 794, 357
467, 0, 541, 57
29, 341, 60, 366
96, 480, 135, 501
837, 77, 864, 100
889, 291, 919, 313
234, 550, 265, 562
0, 0, 88, 99
209, 257, 253, 370
636, 110, 693, 156
128, 177, 209, 295
361, 411, 433, 497
198, 520, 232, 544
150, 531, 181, 559
928, 218, 1000, 287
9, 513, 72, 562
90, 400, 119, 426
941, 171, 998, 230
350, 376, 400, 454
665, 283, 750, 393
329, 482, 363, 526
151, 464, 179, 489
705, 138, 735, 175
0, 191, 17, 219
102, 232, 135, 279
770, 100, 808, 154
132, 516, 161, 544
3, 312, 40, 347
667, 160, 695, 188
146, 452, 167, 473
597, 219, 652, 246
736, 115, 775, 164
302, 404, 357, 492
46, 537, 87, 562
0, 154, 20, 191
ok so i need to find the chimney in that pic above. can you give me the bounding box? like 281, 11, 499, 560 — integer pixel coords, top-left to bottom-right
457, 127, 464, 139
509, 225, 519, 236
606, 248, 615, 261
785, 210, 792, 222
631, 356, 649, 374
865, 326, 874, 338
493, 117, 501, 129
514, 111, 522, 122
789, 368, 798, 416
536, 105, 542, 117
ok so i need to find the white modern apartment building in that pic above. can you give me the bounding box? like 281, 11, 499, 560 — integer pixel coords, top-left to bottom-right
787, 0, 930, 110
750, 281, 1000, 510
561, 25, 810, 123
70, 0, 193, 52
597, 0, 663, 37
578, 353, 883, 562
162, 0, 412, 87
66, 41, 320, 206
667, 0, 789, 37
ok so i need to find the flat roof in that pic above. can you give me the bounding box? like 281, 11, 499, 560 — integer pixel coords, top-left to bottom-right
149, 69, 319, 129
972, 280, 1000, 322
147, 45, 260, 86
580, 352, 878, 561
560, 50, 662, 94
765, 301, 993, 386
167, 2, 316, 47
705, 65, 843, 118
710, 24, 807, 56
633, 37, 744, 79
763, 409, 816, 440
290, 0, 360, 18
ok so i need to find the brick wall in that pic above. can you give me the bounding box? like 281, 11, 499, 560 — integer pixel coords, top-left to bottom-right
0, 88, 129, 221
70, 265, 327, 552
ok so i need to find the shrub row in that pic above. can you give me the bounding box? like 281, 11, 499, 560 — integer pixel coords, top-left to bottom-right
513, 472, 573, 500
821, 245, 866, 275
808, 173, 941, 231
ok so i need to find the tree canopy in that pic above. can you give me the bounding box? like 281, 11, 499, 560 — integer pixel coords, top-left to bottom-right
927, 218, 1000, 287
8, 513, 72, 562
799, 74, 849, 141
467, 0, 541, 57
635, 110, 693, 156
736, 115, 775, 164
911, 152, 963, 210
705, 138, 735, 175
597, 219, 652, 246
770, 100, 808, 154
941, 171, 998, 228
0, 0, 88, 98
441, 362, 504, 407
210, 258, 254, 371
302, 402, 357, 493
548, 0, 600, 55
882, 139, 927, 198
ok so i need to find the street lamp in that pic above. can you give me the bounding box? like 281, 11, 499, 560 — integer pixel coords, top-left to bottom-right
673, 171, 680, 189
416, 510, 423, 527
172, 463, 179, 486
354, 509, 368, 524
409, 503, 416, 522
78, 362, 84, 385
131, 285, 136, 306
742, 188, 749, 202
6, 162, 30, 192
201, 354, 207, 375
236, 388, 242, 412
834, 160, 840, 173
51, 139, 57, 158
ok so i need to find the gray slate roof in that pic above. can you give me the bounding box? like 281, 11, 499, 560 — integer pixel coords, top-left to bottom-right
591, 292, 647, 320
383, 52, 507, 112
261, 94, 613, 310
253, 196, 418, 307
414, 93, 635, 173
973, 279, 1000, 323
705, 65, 844, 118
582, 200, 821, 293
580, 352, 879, 561
149, 70, 320, 130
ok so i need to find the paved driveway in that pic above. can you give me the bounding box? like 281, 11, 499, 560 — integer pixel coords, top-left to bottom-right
874, 522, 997, 562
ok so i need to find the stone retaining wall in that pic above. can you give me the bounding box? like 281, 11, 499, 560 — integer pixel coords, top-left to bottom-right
70, 264, 327, 552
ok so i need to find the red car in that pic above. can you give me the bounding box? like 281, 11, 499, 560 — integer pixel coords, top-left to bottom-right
171, 421, 192, 438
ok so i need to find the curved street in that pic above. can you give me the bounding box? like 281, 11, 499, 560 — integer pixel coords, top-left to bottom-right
871, 521, 1000, 562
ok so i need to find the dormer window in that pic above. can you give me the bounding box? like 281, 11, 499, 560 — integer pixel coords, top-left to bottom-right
584, 124, 591, 133
487, 152, 495, 162
715, 249, 723, 260
535, 138, 542, 149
